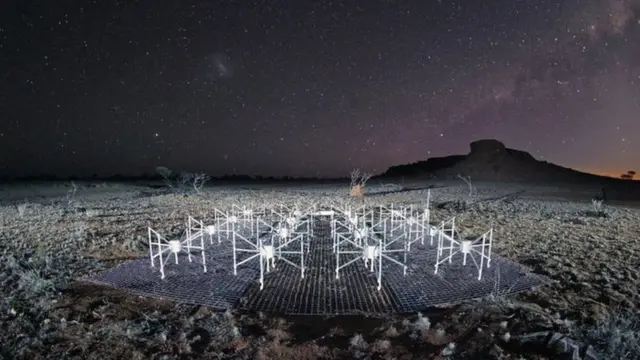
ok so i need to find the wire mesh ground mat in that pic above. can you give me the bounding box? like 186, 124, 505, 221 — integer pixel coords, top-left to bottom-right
85, 220, 551, 315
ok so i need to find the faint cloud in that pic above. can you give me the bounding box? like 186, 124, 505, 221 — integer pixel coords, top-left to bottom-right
609, 0, 637, 33
203, 52, 234, 81
572, 0, 639, 41
490, 83, 515, 102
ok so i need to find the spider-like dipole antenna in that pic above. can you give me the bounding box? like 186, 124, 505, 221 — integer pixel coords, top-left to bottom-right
377, 237, 383, 291
433, 216, 493, 280
289, 197, 305, 218
186, 216, 207, 272
147, 219, 208, 280
258, 237, 265, 290
303, 198, 320, 240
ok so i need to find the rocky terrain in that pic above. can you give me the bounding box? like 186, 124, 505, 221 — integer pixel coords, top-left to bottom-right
382, 139, 640, 201
1, 180, 639, 359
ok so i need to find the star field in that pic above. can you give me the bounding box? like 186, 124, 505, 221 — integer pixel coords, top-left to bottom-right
1, 0, 639, 178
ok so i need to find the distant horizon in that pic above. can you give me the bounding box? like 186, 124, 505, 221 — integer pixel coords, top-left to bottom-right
580, 169, 635, 180
0, 142, 636, 181
0, 165, 635, 182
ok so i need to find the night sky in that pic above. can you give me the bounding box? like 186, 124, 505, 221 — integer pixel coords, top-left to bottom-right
2, 1, 639, 179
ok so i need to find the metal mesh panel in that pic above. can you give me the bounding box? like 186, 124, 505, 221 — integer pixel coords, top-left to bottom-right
86, 217, 550, 314
86, 242, 259, 310
381, 244, 549, 313
238, 218, 400, 315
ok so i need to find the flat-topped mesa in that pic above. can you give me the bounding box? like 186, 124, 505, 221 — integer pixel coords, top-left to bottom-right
443, 139, 553, 181
465, 139, 509, 165
465, 139, 537, 169
469, 139, 507, 155
381, 138, 631, 186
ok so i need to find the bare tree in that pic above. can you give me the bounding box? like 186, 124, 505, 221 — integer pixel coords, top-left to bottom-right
178, 172, 193, 188
177, 172, 210, 194
66, 181, 78, 206
621, 170, 636, 180
156, 166, 174, 187
349, 168, 372, 197
457, 174, 476, 197
192, 172, 210, 193
156, 166, 210, 194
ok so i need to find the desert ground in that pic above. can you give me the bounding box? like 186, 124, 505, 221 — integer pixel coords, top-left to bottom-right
1, 180, 639, 359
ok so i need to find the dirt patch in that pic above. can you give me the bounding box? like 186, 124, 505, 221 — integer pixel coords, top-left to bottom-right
1, 183, 639, 359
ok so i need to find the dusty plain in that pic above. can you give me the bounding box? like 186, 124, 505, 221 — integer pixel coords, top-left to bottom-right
1, 180, 639, 359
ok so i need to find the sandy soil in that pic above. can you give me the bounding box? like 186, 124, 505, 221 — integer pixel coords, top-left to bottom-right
1, 180, 639, 359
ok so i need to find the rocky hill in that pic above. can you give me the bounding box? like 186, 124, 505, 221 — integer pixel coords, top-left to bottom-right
381, 139, 631, 185
382, 154, 466, 178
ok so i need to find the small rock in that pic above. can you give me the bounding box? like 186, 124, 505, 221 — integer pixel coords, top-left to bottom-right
442, 342, 456, 356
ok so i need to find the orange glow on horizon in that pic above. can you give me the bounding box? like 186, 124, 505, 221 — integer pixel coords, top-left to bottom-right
578, 168, 636, 179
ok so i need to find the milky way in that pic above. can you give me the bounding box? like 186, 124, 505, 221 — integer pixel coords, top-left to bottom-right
1, 0, 639, 178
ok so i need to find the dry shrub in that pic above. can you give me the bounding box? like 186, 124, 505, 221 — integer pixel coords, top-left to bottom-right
349, 168, 371, 197
350, 184, 364, 197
